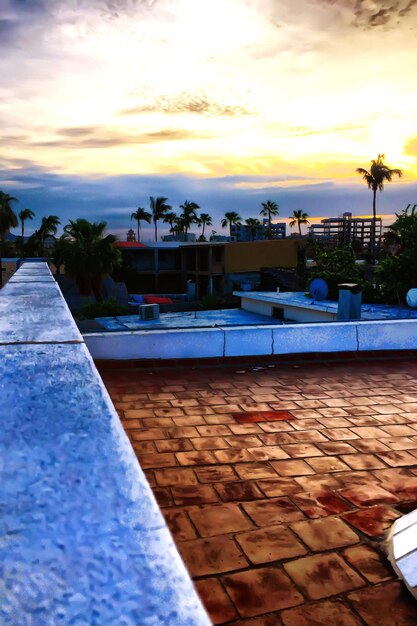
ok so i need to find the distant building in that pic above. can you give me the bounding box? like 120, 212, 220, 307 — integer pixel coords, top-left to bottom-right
112, 239, 302, 296
231, 219, 286, 241
126, 228, 136, 242
308, 212, 382, 249
162, 233, 197, 242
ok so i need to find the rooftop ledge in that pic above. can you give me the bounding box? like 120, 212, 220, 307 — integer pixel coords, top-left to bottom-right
0, 262, 210, 625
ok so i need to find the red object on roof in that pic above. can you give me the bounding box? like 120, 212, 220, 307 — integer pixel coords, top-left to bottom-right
114, 241, 148, 248
144, 296, 173, 304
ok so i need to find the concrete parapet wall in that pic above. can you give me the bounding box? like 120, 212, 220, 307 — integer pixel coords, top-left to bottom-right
84, 318, 417, 360
0, 262, 210, 625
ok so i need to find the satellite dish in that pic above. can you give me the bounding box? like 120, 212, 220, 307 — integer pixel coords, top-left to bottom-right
309, 278, 328, 301
406, 288, 417, 308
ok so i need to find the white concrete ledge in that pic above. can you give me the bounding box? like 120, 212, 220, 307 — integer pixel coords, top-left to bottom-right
85, 318, 417, 360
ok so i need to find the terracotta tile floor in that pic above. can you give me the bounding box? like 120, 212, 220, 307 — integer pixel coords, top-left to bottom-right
99, 358, 417, 625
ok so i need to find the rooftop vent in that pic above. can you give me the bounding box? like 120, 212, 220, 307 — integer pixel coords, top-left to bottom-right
140, 304, 160, 321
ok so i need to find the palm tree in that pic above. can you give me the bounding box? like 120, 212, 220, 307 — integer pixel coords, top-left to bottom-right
130, 207, 151, 242
163, 211, 178, 238
221, 211, 241, 239
62, 219, 121, 302
356, 154, 402, 262
260, 200, 279, 239
198, 213, 212, 240
0, 191, 18, 286
289, 210, 310, 237
18, 208, 35, 239
245, 217, 261, 241
39, 215, 60, 255
178, 200, 200, 241
150, 196, 171, 242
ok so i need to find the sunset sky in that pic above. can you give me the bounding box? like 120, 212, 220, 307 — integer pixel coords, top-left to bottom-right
1, 0, 417, 240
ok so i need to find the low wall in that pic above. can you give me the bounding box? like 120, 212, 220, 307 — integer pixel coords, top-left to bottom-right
84, 318, 417, 360
0, 262, 210, 625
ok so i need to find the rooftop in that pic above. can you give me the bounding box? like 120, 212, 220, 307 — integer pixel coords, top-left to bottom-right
99, 356, 417, 625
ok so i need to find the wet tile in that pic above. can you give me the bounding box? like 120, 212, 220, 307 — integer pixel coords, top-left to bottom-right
257, 477, 301, 497
342, 505, 400, 537
236, 525, 307, 564
155, 467, 198, 486
316, 441, 356, 455
348, 581, 417, 625
343, 545, 393, 583
284, 553, 364, 600
306, 456, 351, 473
214, 449, 257, 464
291, 490, 351, 518
281, 599, 363, 626
162, 510, 197, 541
215, 480, 264, 502
349, 438, 391, 453
247, 446, 290, 461
294, 473, 343, 491
195, 578, 238, 625
338, 484, 399, 507
176, 451, 217, 465
179, 536, 248, 576
281, 443, 324, 458
291, 516, 359, 551
222, 567, 303, 617
171, 484, 219, 505
235, 463, 278, 480
189, 503, 253, 537
271, 459, 316, 477
377, 450, 417, 467
339, 453, 388, 470
242, 497, 305, 526
195, 465, 237, 483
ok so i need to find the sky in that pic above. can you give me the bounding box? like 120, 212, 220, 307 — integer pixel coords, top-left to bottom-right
1, 0, 417, 240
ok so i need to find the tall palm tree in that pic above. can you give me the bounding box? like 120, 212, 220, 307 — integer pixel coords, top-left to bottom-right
0, 191, 18, 286
62, 219, 121, 301
18, 208, 35, 239
179, 200, 200, 241
39, 215, 60, 255
150, 196, 171, 242
289, 210, 309, 237
163, 211, 178, 238
356, 154, 402, 262
130, 207, 151, 242
260, 200, 279, 239
198, 213, 212, 240
245, 217, 261, 241
221, 211, 241, 239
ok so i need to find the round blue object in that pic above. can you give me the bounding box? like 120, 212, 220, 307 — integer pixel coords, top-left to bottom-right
309, 278, 328, 301
406, 288, 417, 308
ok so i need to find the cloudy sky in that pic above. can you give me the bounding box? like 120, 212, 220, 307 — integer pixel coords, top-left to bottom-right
1, 0, 417, 240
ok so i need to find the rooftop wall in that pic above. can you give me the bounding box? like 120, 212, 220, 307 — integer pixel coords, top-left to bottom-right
0, 262, 210, 625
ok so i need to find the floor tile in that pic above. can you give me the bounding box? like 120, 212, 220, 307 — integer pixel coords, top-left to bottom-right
342, 505, 400, 537
242, 497, 305, 526
343, 545, 393, 583
195, 578, 238, 625
348, 581, 417, 625
291, 490, 351, 518
236, 524, 307, 564
291, 516, 359, 551
179, 536, 248, 576
222, 567, 303, 617
284, 553, 364, 599
189, 503, 253, 537
281, 599, 363, 626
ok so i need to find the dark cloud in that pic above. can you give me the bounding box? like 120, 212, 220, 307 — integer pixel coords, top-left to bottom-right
0, 160, 413, 239
328, 0, 417, 29
121, 92, 250, 117
14, 127, 203, 149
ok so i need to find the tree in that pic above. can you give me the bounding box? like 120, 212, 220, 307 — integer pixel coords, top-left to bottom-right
130, 207, 151, 243
221, 211, 241, 239
179, 200, 200, 241
62, 219, 121, 302
356, 154, 402, 262
163, 211, 178, 238
289, 210, 309, 237
0, 191, 18, 286
150, 196, 171, 242
198, 213, 212, 241
260, 200, 279, 239
18, 208, 35, 239
244, 217, 261, 241
39, 215, 60, 254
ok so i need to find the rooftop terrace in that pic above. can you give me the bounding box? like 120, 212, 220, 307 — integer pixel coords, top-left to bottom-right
99, 357, 417, 625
